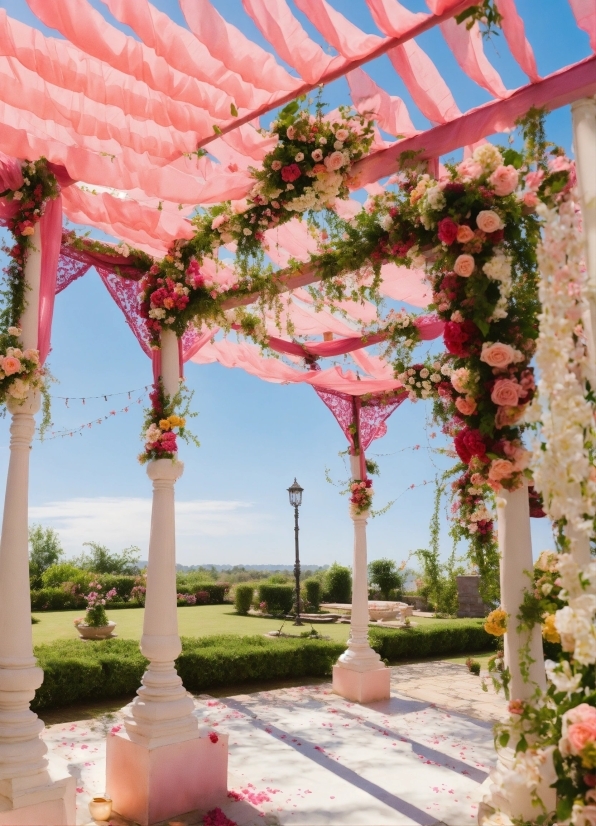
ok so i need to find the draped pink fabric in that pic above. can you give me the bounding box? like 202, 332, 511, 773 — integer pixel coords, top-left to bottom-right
494, 0, 540, 82
38, 194, 62, 364
0, 150, 23, 192
439, 18, 509, 98
568, 0, 596, 52
292, 0, 385, 60
0, 198, 18, 226
347, 68, 418, 137
365, 0, 429, 37
387, 42, 462, 124
178, 0, 301, 94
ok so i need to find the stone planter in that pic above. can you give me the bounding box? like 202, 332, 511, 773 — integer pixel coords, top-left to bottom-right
76, 621, 116, 640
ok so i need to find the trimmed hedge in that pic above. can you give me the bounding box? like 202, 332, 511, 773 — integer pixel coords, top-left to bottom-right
177, 583, 229, 604
303, 579, 322, 611
234, 585, 254, 614
30, 621, 498, 712
31, 588, 84, 611
257, 583, 294, 615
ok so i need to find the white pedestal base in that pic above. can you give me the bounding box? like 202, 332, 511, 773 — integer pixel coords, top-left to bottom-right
332, 664, 391, 704
106, 729, 228, 826
478, 747, 556, 824
0, 755, 76, 826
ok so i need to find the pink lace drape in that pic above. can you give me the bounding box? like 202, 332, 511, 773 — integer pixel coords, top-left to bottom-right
38, 193, 62, 364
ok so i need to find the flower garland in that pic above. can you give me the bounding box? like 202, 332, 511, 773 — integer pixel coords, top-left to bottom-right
139, 101, 374, 349
481, 178, 596, 824
349, 478, 373, 516
0, 158, 59, 408
139, 379, 199, 463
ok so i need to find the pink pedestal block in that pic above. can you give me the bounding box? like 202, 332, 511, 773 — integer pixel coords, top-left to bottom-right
0, 757, 76, 826
332, 665, 391, 704
106, 730, 228, 826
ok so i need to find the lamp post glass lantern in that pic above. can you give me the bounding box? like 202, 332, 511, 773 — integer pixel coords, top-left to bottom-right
287, 479, 304, 625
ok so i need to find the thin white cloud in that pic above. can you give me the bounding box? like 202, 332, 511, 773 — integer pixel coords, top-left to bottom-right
29, 497, 272, 559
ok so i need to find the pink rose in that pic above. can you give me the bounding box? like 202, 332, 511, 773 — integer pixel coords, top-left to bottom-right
495, 406, 525, 429
508, 699, 524, 715
231, 198, 251, 214
456, 159, 482, 181
2, 356, 22, 376
324, 151, 346, 172
311, 149, 323, 162
271, 160, 282, 171
481, 342, 517, 368
566, 704, 596, 727
453, 254, 475, 278
522, 191, 540, 209
488, 164, 519, 196
281, 164, 301, 182
456, 225, 475, 243
455, 396, 477, 416
286, 126, 296, 140
525, 170, 545, 191
491, 378, 521, 407
437, 217, 458, 245
335, 129, 349, 142
488, 459, 515, 481
476, 210, 505, 234
549, 155, 571, 172
579, 806, 596, 826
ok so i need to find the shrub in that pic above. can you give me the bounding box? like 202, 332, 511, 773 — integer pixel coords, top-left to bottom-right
368, 620, 497, 661
196, 591, 210, 605
177, 594, 197, 606
41, 564, 91, 590
466, 657, 481, 675
194, 583, 228, 604
257, 584, 294, 615
303, 579, 321, 611
30, 588, 84, 611
29, 525, 64, 588
323, 563, 352, 603
368, 558, 404, 600
234, 585, 254, 615
96, 575, 136, 601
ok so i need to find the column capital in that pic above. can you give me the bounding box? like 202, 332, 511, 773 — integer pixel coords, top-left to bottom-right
146, 458, 184, 483
7, 390, 41, 418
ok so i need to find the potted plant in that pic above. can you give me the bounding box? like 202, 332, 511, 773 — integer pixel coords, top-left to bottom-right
74, 581, 118, 640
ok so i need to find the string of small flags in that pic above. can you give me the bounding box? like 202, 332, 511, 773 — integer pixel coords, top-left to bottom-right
37, 394, 146, 441
52, 386, 151, 407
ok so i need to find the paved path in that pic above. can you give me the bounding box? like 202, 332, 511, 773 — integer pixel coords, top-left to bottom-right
42, 661, 506, 826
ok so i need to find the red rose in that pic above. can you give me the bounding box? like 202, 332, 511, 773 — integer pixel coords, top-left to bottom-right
486, 229, 504, 244
437, 217, 458, 246
281, 164, 301, 182
443, 320, 480, 357
208, 732, 219, 744
454, 428, 487, 464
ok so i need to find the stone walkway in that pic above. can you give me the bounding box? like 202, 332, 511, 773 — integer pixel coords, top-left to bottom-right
42, 661, 506, 826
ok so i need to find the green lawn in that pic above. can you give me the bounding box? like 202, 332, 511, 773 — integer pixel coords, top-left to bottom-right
31, 604, 483, 646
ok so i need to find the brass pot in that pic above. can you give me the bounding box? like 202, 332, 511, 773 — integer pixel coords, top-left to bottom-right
88, 796, 112, 822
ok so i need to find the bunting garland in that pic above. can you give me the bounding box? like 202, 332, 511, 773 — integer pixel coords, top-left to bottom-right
37, 393, 145, 441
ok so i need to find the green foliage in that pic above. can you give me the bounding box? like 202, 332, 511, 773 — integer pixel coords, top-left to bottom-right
31, 623, 498, 711
234, 585, 254, 615
455, 1, 503, 39
323, 563, 352, 603
72, 542, 140, 575
257, 584, 294, 615
29, 525, 64, 588
85, 604, 109, 628
41, 563, 91, 590
368, 558, 404, 599
192, 583, 228, 604
95, 574, 136, 601
303, 578, 322, 611
30, 588, 85, 612
466, 657, 482, 675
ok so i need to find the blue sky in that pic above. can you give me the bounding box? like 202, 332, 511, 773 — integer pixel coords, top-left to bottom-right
0, 0, 591, 567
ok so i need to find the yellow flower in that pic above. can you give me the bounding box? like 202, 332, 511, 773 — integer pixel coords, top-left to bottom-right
484, 607, 508, 637
168, 415, 182, 427
542, 613, 560, 645
159, 419, 172, 431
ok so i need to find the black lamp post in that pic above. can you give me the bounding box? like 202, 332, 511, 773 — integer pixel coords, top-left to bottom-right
287, 478, 304, 626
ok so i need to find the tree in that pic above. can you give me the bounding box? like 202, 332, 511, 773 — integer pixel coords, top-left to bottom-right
29, 524, 63, 588
72, 542, 140, 575
323, 563, 352, 603
368, 558, 404, 599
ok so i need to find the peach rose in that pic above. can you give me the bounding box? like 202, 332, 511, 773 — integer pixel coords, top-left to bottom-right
568, 721, 596, 755
495, 406, 525, 429
211, 214, 228, 230
566, 704, 596, 727
481, 342, 517, 368
22, 349, 39, 364
476, 210, 505, 234
491, 378, 521, 407
450, 367, 470, 394
2, 356, 22, 376
324, 151, 346, 172
488, 459, 515, 481
453, 254, 475, 278
21, 226, 35, 236
230, 198, 251, 215
580, 805, 596, 826
488, 164, 519, 196
456, 225, 475, 243
455, 396, 477, 416
522, 191, 540, 209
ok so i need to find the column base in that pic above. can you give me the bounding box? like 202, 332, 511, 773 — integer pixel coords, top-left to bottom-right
332, 664, 391, 704
0, 755, 76, 826
106, 728, 228, 826
478, 748, 556, 824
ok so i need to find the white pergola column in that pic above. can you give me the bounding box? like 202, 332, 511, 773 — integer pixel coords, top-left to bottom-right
107, 328, 227, 826
0, 223, 75, 825
481, 483, 553, 822
332, 454, 390, 704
